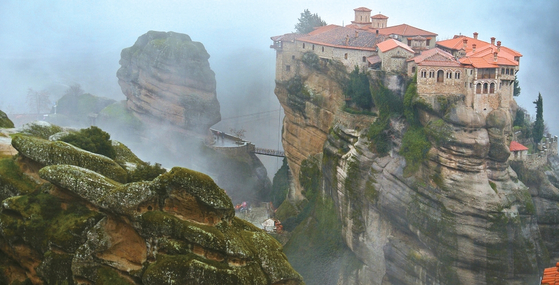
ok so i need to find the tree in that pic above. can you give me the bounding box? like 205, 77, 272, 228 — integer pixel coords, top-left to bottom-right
513, 75, 521, 97
532, 93, 544, 144
295, 9, 326, 34
64, 83, 84, 97
344, 66, 372, 110
26, 88, 51, 114
61, 126, 116, 159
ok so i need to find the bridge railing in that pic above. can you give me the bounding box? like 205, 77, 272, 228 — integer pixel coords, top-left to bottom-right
253, 147, 285, 157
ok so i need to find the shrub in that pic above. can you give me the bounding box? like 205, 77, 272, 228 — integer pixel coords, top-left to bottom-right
127, 162, 167, 182
302, 51, 320, 70
60, 126, 116, 159
344, 67, 373, 110
400, 126, 431, 174
271, 158, 290, 208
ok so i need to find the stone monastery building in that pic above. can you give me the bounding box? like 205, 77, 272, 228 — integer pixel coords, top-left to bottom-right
271, 7, 522, 115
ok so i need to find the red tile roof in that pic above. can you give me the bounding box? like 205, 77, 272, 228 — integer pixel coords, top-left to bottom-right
438, 35, 521, 69
298, 25, 383, 51
354, 7, 372, 12
510, 141, 528, 152
541, 262, 559, 284
371, 13, 388, 19
376, 24, 437, 37
409, 48, 461, 67
377, 39, 414, 54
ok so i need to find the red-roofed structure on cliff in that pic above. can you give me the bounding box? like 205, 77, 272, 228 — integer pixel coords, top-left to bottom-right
271, 6, 522, 115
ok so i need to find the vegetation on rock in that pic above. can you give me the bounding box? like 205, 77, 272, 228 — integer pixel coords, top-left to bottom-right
344, 66, 373, 110
533, 93, 544, 144
60, 126, 116, 159
0, 110, 14, 128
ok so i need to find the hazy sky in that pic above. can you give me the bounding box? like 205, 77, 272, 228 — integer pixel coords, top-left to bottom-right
1, 0, 558, 134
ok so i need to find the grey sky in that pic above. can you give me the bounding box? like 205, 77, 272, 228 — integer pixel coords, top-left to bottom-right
1, 0, 558, 133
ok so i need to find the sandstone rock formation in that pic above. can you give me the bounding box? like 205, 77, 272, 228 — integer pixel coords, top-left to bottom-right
117, 31, 220, 134
274, 58, 555, 284
0, 125, 303, 284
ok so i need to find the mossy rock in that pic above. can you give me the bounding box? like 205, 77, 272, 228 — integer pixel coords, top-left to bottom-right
36, 251, 74, 285
12, 135, 127, 183
0, 110, 14, 128
0, 192, 104, 254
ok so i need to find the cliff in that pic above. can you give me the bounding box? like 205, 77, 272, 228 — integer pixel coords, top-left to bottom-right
274, 57, 557, 284
0, 122, 303, 285
117, 31, 220, 134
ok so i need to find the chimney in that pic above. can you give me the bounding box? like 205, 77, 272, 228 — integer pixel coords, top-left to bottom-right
472, 44, 477, 53
376, 29, 379, 35
355, 30, 359, 38
497, 41, 501, 52
473, 32, 478, 39
491, 37, 495, 45
345, 34, 349, 45
462, 38, 468, 49
493, 52, 498, 62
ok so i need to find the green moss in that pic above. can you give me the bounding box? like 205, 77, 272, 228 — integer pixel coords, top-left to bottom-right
275, 199, 299, 222
96, 266, 134, 285
0, 110, 14, 128
13, 135, 127, 183
489, 181, 497, 193
36, 251, 74, 285
0, 192, 104, 254
0, 156, 39, 198
270, 158, 290, 208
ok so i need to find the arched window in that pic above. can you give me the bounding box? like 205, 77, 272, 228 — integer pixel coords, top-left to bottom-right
429, 70, 435, 78
437, 70, 444, 83
412, 66, 416, 74
476, 83, 482, 94
446, 71, 452, 79
501, 68, 505, 74
363, 56, 366, 63
483, 83, 488, 94
455, 72, 460, 79
490, 83, 495, 93
344, 53, 348, 60
322, 46, 324, 52
506, 68, 509, 75
420, 70, 427, 78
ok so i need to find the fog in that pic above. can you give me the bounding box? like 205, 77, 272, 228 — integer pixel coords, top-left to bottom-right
1, 0, 558, 176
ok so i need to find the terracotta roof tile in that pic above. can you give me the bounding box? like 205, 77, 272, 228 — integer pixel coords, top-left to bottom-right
354, 7, 372, 12
371, 13, 388, 19
410, 48, 461, 67
376, 24, 437, 37
377, 39, 414, 53
437, 35, 521, 69
541, 262, 559, 284
510, 141, 528, 151
298, 25, 383, 51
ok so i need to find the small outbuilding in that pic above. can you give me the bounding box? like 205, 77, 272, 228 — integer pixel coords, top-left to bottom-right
509, 141, 528, 160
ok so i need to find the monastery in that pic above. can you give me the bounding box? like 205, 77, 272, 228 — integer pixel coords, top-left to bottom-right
271, 7, 522, 116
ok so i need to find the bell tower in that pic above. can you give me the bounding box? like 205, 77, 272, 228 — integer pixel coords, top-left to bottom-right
352, 7, 372, 28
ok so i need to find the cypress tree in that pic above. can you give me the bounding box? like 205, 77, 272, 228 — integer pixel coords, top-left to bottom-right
532, 93, 544, 144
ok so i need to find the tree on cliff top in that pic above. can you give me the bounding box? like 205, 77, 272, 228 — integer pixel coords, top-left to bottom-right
532, 93, 544, 144
295, 9, 326, 34
513, 75, 521, 97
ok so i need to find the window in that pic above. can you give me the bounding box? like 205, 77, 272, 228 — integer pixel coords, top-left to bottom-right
312, 44, 315, 51
362, 56, 366, 63
455, 72, 460, 79
421, 70, 427, 78
292, 55, 295, 60
501, 68, 505, 74
286, 65, 291, 71
302, 43, 305, 49
426, 39, 431, 46
470, 70, 473, 75
476, 83, 481, 94
437, 70, 444, 83
344, 53, 348, 60
490, 83, 495, 93
446, 71, 452, 79
412, 67, 416, 74
429, 70, 435, 78
506, 68, 509, 75
322, 46, 324, 52
483, 83, 488, 94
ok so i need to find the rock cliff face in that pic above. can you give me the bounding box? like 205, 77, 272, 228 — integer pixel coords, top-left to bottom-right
275, 59, 557, 284
117, 31, 220, 134
0, 124, 303, 285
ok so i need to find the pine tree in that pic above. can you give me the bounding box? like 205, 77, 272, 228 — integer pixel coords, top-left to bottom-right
295, 9, 326, 34
532, 93, 544, 144
513, 75, 521, 97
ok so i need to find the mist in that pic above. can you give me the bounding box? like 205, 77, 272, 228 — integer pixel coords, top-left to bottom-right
1, 0, 558, 176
